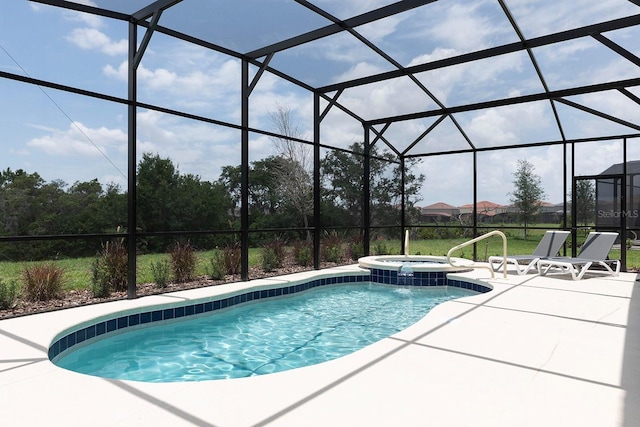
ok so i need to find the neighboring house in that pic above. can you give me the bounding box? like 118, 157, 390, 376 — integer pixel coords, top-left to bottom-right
458, 200, 507, 223
419, 200, 562, 224
502, 201, 563, 223
539, 201, 564, 223
420, 202, 460, 223
594, 161, 640, 230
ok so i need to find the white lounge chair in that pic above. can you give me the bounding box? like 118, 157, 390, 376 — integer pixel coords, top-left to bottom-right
536, 231, 621, 280
489, 230, 570, 275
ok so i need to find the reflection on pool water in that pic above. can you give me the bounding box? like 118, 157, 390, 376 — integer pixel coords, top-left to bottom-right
54, 283, 476, 382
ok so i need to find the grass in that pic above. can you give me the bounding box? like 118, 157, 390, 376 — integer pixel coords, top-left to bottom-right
1, 231, 638, 294
403, 231, 640, 267
0, 248, 264, 292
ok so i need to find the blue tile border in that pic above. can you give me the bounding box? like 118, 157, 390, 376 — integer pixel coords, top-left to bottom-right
368, 267, 491, 293
49, 273, 368, 361
447, 278, 492, 294
48, 271, 491, 362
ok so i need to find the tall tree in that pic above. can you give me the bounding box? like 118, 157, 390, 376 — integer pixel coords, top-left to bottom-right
574, 179, 596, 227
509, 159, 546, 237
136, 152, 180, 235
0, 168, 47, 236
217, 156, 301, 231
321, 142, 425, 231
137, 153, 233, 251
269, 105, 313, 238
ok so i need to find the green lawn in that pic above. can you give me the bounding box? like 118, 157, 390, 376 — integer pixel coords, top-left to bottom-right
0, 248, 264, 292
1, 232, 637, 293
401, 232, 639, 268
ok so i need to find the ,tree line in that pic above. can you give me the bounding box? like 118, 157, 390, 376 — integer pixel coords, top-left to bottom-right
0, 143, 425, 262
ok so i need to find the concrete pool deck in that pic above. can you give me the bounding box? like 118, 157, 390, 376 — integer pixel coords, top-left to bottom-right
1, 264, 639, 426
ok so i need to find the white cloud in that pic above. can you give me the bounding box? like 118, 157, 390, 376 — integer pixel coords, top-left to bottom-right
571, 91, 640, 128
510, 0, 639, 39
65, 10, 103, 29
134, 110, 244, 180
408, 48, 460, 67
358, 14, 405, 42
103, 49, 242, 116
573, 140, 624, 177
335, 61, 387, 82
103, 61, 127, 80
27, 122, 127, 157
313, 0, 402, 18
428, 4, 498, 51
468, 109, 519, 147
404, 0, 514, 55
66, 27, 127, 56
31, 0, 103, 28
464, 102, 553, 147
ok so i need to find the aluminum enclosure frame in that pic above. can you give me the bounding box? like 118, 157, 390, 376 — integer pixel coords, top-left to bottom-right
3, 0, 639, 295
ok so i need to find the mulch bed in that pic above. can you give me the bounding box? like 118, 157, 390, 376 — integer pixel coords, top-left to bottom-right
0, 262, 339, 320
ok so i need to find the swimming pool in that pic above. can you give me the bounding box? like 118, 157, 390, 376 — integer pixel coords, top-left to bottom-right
53, 283, 477, 382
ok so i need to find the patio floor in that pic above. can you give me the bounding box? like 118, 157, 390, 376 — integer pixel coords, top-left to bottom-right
1, 264, 639, 426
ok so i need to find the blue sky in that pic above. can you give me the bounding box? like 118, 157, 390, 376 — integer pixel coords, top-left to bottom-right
2, 0, 640, 206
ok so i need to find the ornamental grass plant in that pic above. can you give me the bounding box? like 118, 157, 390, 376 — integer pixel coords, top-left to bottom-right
169, 241, 197, 283
22, 263, 65, 301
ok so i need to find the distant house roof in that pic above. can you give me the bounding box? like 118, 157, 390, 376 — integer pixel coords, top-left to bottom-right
421, 202, 459, 217
459, 200, 503, 209
599, 160, 640, 175
505, 200, 557, 213
458, 200, 505, 216
423, 202, 457, 210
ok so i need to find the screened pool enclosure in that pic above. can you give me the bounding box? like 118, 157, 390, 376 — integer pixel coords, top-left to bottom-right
2, 0, 640, 296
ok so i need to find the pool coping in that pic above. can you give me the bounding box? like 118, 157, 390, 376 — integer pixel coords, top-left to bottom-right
1, 264, 639, 426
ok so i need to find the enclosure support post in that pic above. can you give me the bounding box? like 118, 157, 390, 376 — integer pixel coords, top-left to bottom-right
400, 155, 406, 254
126, 22, 138, 299
313, 92, 321, 269
240, 59, 250, 280
563, 138, 568, 255
571, 141, 577, 256
622, 138, 628, 271
472, 151, 478, 260
364, 126, 371, 256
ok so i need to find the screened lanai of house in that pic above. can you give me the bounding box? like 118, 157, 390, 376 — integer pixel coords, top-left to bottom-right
2, 0, 640, 295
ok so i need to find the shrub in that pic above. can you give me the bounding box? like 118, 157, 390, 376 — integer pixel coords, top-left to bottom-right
170, 241, 196, 283
91, 257, 111, 298
372, 240, 389, 255
293, 240, 313, 267
220, 242, 241, 276
207, 254, 226, 280
261, 247, 279, 272
417, 227, 439, 240
150, 259, 171, 288
322, 231, 344, 263
91, 239, 128, 297
347, 234, 364, 261
22, 263, 65, 301
0, 278, 18, 310
261, 239, 286, 272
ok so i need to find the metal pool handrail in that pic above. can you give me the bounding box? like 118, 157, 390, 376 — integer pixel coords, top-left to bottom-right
446, 230, 508, 279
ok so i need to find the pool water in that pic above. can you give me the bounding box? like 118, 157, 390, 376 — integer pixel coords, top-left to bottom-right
55, 284, 475, 382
